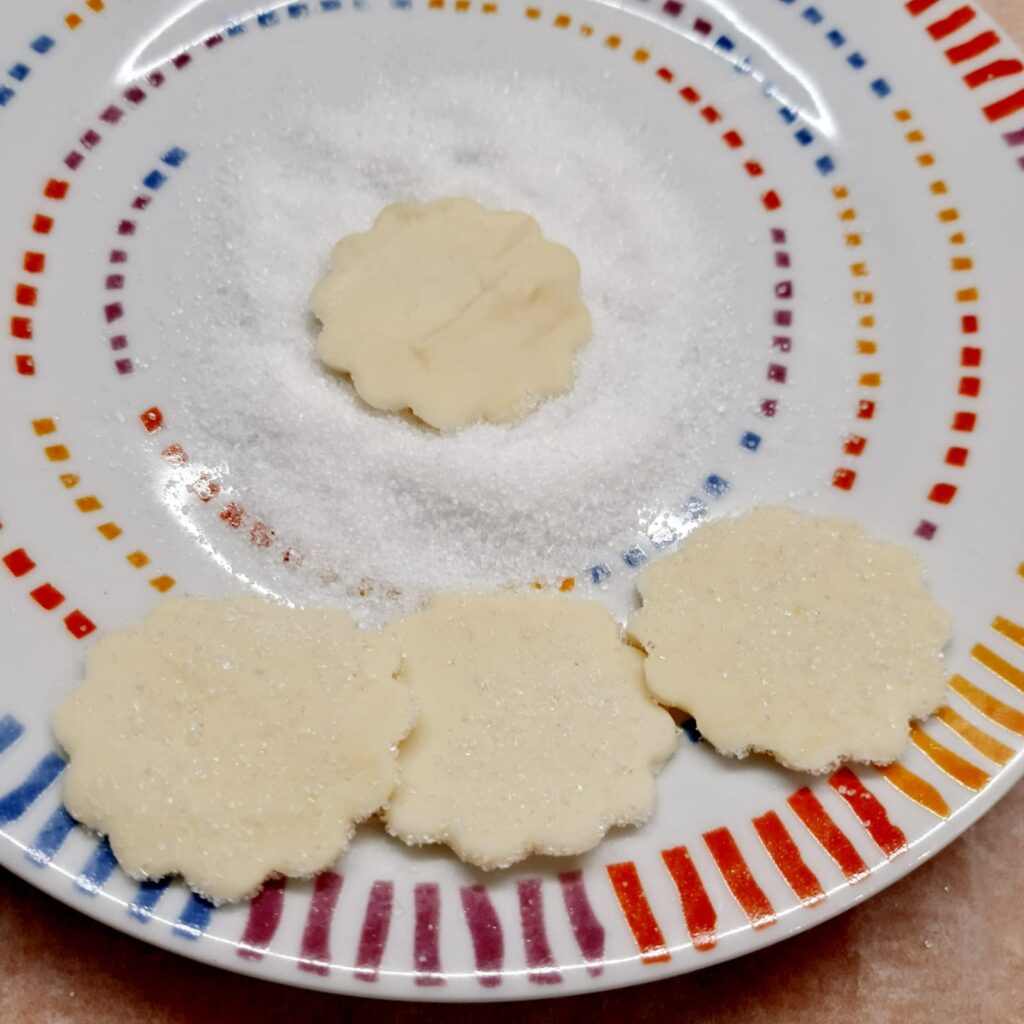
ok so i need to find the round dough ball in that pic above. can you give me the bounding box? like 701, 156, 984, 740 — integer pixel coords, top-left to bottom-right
310, 198, 591, 430
384, 592, 678, 869
53, 596, 415, 903
627, 507, 952, 774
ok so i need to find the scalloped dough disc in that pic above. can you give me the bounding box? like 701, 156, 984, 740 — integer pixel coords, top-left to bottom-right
384, 592, 678, 869
627, 506, 952, 774
310, 198, 591, 430
53, 596, 415, 903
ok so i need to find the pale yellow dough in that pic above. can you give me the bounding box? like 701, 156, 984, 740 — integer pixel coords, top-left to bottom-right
384, 592, 678, 869
627, 507, 952, 774
310, 198, 591, 430
53, 597, 415, 903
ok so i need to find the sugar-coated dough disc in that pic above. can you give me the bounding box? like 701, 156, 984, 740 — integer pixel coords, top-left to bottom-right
384, 592, 678, 869
627, 507, 952, 774
53, 596, 415, 903
310, 198, 591, 430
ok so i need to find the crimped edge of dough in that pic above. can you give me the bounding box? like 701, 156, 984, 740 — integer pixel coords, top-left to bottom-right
55, 668, 420, 906
382, 712, 679, 871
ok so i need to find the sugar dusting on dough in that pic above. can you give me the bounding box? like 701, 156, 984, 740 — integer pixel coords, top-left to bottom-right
53, 597, 415, 903
627, 507, 953, 774
384, 591, 678, 869
142, 74, 749, 620
311, 198, 591, 430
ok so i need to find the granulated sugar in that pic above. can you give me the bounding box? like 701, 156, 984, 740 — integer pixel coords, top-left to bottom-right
152, 71, 752, 622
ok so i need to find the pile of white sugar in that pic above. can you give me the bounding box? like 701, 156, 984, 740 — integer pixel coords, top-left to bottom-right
153, 72, 752, 622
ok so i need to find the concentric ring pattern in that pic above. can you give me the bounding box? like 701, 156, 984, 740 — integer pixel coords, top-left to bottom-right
0, 0, 1022, 1000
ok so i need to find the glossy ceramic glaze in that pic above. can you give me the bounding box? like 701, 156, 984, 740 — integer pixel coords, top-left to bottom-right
1, 0, 1023, 1001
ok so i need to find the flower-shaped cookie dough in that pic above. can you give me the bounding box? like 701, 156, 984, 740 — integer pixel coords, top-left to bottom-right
384, 592, 678, 869
54, 597, 415, 903
310, 198, 591, 430
628, 507, 952, 774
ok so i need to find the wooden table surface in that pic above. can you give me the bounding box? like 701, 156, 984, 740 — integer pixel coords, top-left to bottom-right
4, 1, 1023, 1021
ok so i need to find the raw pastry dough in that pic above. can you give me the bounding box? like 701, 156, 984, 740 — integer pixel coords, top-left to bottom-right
53, 596, 414, 903
384, 592, 678, 868
627, 507, 952, 773
310, 198, 591, 430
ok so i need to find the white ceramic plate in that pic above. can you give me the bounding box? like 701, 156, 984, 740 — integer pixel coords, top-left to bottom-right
2, 0, 1023, 1001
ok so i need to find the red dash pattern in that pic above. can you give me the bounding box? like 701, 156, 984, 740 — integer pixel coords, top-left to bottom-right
703, 829, 776, 929
829, 768, 908, 857
660, 845, 718, 950
946, 30, 999, 63
29, 583, 65, 610
983, 89, 1024, 122
3, 548, 36, 577
3, 544, 96, 638
605, 862, 670, 963
787, 788, 869, 882
62, 609, 96, 639
927, 5, 975, 40
964, 59, 1023, 89
751, 811, 825, 906
904, 1, 1024, 173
